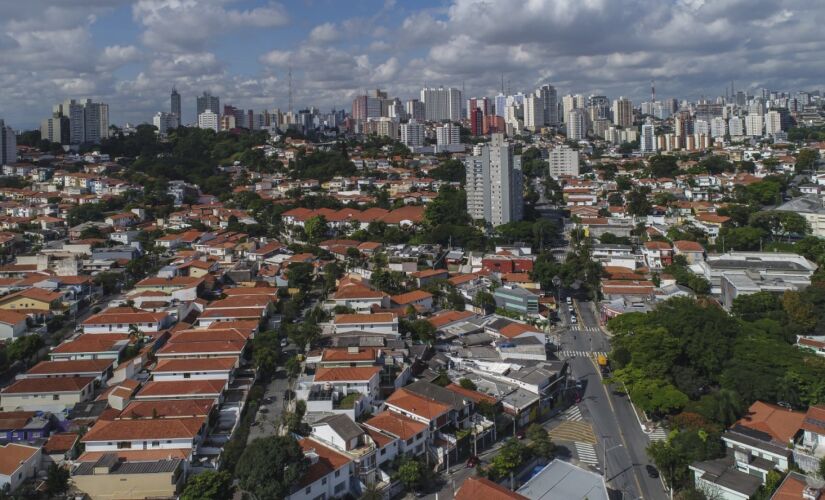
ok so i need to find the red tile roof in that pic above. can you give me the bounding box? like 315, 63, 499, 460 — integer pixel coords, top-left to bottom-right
321, 347, 379, 363
334, 313, 396, 325
119, 399, 215, 419
154, 357, 237, 372
314, 367, 381, 382
297, 438, 351, 488
365, 411, 427, 441
82, 416, 205, 442
26, 359, 112, 376
1, 376, 95, 394
736, 401, 805, 443
390, 290, 433, 305
428, 310, 475, 329
385, 388, 450, 420
455, 477, 527, 500
0, 444, 40, 475
43, 432, 79, 454
137, 380, 225, 398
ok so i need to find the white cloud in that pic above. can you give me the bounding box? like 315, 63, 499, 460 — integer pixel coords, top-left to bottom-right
99, 45, 142, 68
309, 23, 341, 44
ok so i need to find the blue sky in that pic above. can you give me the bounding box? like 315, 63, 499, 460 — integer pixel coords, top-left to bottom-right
1, 0, 823, 129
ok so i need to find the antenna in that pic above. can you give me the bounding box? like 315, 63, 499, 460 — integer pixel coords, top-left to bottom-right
288, 66, 293, 113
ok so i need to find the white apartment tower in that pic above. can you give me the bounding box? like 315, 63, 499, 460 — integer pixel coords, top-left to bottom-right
765, 110, 782, 136
745, 114, 763, 137
435, 122, 461, 147
640, 118, 657, 154
566, 109, 586, 141
198, 110, 219, 132
548, 145, 580, 177
153, 112, 180, 136
464, 133, 523, 227
710, 117, 727, 138
728, 116, 744, 136
524, 94, 545, 131
400, 120, 425, 148
420, 87, 462, 122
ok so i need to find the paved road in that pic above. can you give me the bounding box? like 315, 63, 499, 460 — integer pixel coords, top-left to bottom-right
561, 300, 667, 500
247, 367, 292, 442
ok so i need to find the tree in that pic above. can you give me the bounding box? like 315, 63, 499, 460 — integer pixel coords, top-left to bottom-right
627, 188, 652, 217
430, 158, 465, 184
796, 148, 819, 173
527, 424, 555, 459
180, 470, 232, 500
284, 399, 310, 435
473, 290, 496, 312
287, 262, 315, 290
649, 155, 680, 178
395, 458, 423, 491
459, 378, 477, 390
489, 439, 529, 479
718, 226, 763, 251
45, 463, 70, 496
818, 456, 825, 481
749, 211, 809, 241
304, 215, 329, 244
236, 436, 307, 499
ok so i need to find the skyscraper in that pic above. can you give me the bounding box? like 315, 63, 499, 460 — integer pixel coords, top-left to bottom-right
405, 100, 425, 121
47, 99, 108, 144
420, 87, 462, 122
196, 92, 220, 116
171, 88, 181, 118
400, 120, 424, 148
464, 133, 523, 227
612, 97, 633, 128
765, 110, 782, 136
40, 116, 68, 144
640, 118, 656, 154
566, 109, 586, 141
524, 94, 545, 131
154, 112, 180, 136
351, 95, 381, 121
538, 85, 558, 125
0, 120, 16, 166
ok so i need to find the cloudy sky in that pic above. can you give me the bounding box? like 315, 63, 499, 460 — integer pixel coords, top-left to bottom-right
1, 0, 822, 129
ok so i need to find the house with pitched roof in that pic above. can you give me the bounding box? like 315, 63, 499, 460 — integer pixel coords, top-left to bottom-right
285, 438, 355, 500
0, 376, 96, 413
0, 443, 41, 492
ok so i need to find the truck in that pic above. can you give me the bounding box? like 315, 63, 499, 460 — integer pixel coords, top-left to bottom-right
597, 354, 610, 374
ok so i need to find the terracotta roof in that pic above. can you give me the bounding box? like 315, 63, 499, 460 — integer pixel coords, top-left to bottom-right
157, 340, 246, 355
0, 411, 36, 430
428, 310, 475, 329
332, 283, 386, 300
801, 406, 825, 435
119, 399, 215, 419
136, 276, 203, 287
771, 472, 813, 500
206, 295, 273, 309
445, 383, 498, 405
321, 347, 379, 363
390, 290, 433, 305
498, 322, 542, 339
137, 380, 225, 398
334, 313, 396, 325
365, 411, 427, 441
0, 287, 62, 303
0, 310, 28, 325
0, 444, 40, 475
51, 334, 129, 354
673, 240, 705, 252
82, 416, 205, 442
82, 307, 168, 326
385, 388, 450, 420
314, 366, 381, 382
643, 241, 672, 250
154, 357, 237, 372
447, 273, 479, 286
26, 359, 113, 376
297, 438, 351, 488
170, 328, 251, 342
735, 401, 805, 443
222, 287, 278, 297
455, 477, 528, 500
695, 213, 730, 224
43, 433, 79, 454
1, 376, 94, 394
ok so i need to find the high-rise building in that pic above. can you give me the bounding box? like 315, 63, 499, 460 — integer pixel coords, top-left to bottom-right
47, 99, 108, 144
588, 95, 610, 121
470, 107, 484, 136
0, 120, 16, 166
612, 97, 633, 128
153, 112, 180, 136
694, 119, 710, 136
58, 100, 85, 144
640, 118, 656, 154
400, 120, 425, 148
494, 93, 507, 118
435, 122, 460, 146
405, 100, 425, 122
198, 110, 219, 132
728, 116, 744, 136
82, 100, 108, 143
745, 114, 763, 137
548, 145, 579, 177
765, 110, 783, 136
566, 109, 586, 141
171, 88, 181, 119
710, 117, 727, 138
351, 95, 381, 121
464, 133, 522, 227
538, 85, 558, 125
420, 87, 462, 122
467, 97, 490, 119
524, 94, 545, 131
196, 92, 220, 117
674, 111, 693, 148
561, 94, 577, 123
40, 116, 69, 144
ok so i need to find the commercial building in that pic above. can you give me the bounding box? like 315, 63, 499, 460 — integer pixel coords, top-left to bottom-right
351, 95, 381, 121
523, 94, 544, 131
170, 88, 181, 119
196, 92, 220, 117
538, 84, 558, 125
435, 122, 460, 147
548, 145, 579, 177
745, 114, 763, 137
465, 133, 523, 227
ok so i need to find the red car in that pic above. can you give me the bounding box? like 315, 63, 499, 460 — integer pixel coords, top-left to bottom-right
466, 455, 480, 468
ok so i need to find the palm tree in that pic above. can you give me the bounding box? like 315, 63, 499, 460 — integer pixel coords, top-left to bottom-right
127, 324, 144, 343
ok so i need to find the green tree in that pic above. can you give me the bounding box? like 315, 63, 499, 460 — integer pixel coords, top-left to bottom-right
395, 458, 423, 491
45, 463, 70, 496
304, 215, 329, 244
287, 262, 315, 290
627, 188, 652, 217
459, 378, 477, 390
180, 470, 232, 500
236, 436, 308, 499
489, 439, 529, 479
796, 148, 819, 173
526, 424, 555, 459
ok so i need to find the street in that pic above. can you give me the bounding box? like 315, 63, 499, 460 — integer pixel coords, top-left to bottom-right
559, 299, 668, 500
247, 367, 292, 442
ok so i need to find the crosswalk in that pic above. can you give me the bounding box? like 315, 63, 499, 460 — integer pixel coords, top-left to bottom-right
562, 405, 583, 422
575, 442, 599, 466
556, 350, 608, 359
649, 427, 669, 442
569, 326, 602, 333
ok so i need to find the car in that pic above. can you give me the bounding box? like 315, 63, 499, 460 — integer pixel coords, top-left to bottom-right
466, 455, 480, 468
280, 338, 288, 348
516, 429, 526, 439
566, 296, 572, 304
571, 316, 578, 324
646, 465, 660, 478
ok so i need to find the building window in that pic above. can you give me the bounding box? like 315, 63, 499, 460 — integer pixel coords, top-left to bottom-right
305, 487, 311, 494
52, 395, 59, 400
152, 441, 160, 447
321, 478, 327, 485
335, 470, 340, 477
117, 442, 131, 449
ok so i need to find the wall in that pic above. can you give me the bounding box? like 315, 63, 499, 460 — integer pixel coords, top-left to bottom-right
72, 470, 182, 500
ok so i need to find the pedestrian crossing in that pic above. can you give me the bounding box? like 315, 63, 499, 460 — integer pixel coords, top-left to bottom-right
562, 405, 583, 422
575, 442, 599, 466
569, 326, 602, 333
556, 350, 608, 359
649, 427, 669, 442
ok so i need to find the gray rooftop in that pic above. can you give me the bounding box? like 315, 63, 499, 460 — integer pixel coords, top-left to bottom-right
689, 456, 762, 496
516, 459, 609, 500
775, 194, 825, 215
73, 455, 182, 476
314, 414, 364, 442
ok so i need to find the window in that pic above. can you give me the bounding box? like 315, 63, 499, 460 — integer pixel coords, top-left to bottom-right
335, 470, 340, 478
53, 395, 59, 400
334, 482, 346, 493
117, 441, 131, 449
380, 449, 386, 455
152, 441, 160, 447
183, 373, 191, 379
321, 478, 327, 485
305, 487, 311, 494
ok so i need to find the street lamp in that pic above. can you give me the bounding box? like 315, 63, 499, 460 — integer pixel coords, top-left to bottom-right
603, 442, 624, 481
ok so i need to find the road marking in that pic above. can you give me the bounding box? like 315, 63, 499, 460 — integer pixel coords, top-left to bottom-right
556, 350, 608, 359
574, 442, 599, 466
563, 405, 583, 422
649, 427, 668, 442
549, 421, 597, 444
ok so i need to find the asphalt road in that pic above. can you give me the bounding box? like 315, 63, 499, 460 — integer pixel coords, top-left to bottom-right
561, 300, 668, 500
247, 367, 292, 442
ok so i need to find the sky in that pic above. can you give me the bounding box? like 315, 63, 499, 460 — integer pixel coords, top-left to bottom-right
1, 0, 824, 129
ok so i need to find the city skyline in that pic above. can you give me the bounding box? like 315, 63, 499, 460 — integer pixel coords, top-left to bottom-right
2, 0, 824, 129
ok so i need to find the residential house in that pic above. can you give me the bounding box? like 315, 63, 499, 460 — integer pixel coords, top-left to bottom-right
0, 443, 41, 493
0, 377, 95, 412
82, 307, 174, 335
333, 313, 399, 336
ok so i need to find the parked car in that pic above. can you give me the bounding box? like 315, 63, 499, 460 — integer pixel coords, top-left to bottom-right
646, 465, 659, 478
466, 455, 479, 468
516, 429, 526, 439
